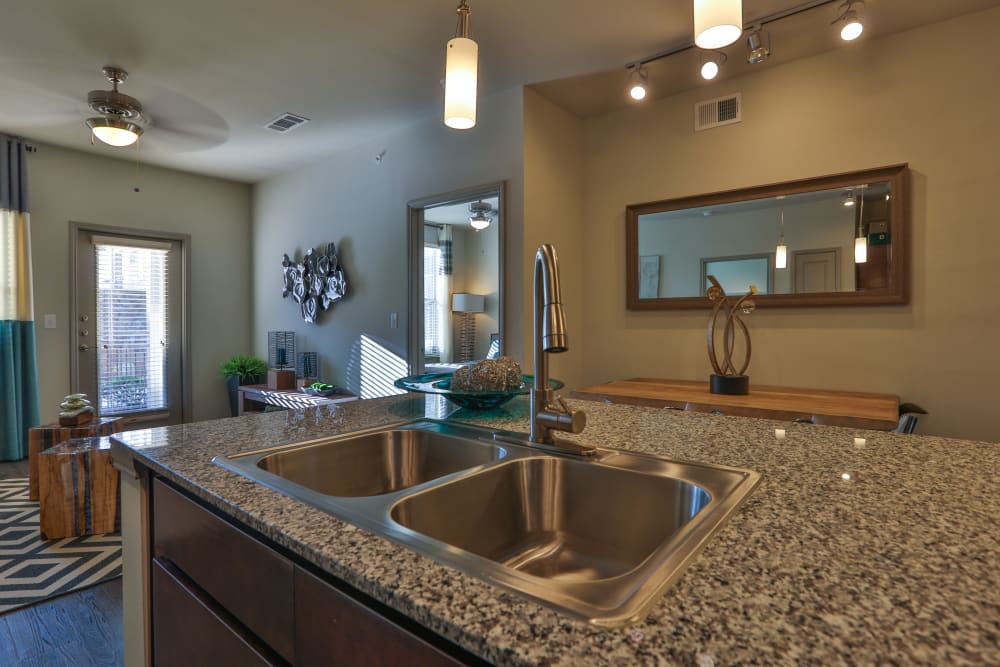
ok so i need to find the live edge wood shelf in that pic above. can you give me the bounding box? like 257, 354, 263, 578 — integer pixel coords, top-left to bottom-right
571, 378, 900, 431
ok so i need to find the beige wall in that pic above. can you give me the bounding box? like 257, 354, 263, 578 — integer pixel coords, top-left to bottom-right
523, 89, 585, 391
252, 88, 525, 394
572, 7, 1000, 441
28, 142, 252, 423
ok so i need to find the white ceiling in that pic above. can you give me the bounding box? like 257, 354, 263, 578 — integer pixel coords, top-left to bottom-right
2, 0, 996, 183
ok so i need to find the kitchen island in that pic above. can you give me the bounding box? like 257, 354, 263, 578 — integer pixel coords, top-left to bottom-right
111, 394, 999, 666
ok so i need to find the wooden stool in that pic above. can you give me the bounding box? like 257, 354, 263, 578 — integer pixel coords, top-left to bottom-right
38, 437, 120, 539
27, 417, 122, 501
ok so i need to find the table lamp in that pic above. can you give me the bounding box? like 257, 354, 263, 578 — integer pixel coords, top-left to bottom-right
452, 293, 485, 362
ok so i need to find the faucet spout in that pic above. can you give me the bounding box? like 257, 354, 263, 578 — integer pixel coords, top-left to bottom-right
529, 244, 589, 449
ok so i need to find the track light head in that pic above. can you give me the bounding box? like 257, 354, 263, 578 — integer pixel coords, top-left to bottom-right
628, 66, 649, 101
699, 51, 727, 80
833, 0, 865, 41
746, 27, 771, 64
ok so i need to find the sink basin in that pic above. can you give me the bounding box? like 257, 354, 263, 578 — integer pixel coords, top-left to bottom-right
214, 420, 761, 626
391, 456, 709, 582
252, 426, 506, 497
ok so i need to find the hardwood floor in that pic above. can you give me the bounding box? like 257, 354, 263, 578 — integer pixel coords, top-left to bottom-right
0, 458, 125, 666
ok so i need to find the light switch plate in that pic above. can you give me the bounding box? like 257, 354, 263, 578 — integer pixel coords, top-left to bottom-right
44, 314, 57, 329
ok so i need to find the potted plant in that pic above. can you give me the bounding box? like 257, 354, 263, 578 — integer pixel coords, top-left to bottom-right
220, 355, 267, 417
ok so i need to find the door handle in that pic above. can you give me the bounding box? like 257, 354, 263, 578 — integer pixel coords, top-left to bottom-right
79, 344, 91, 351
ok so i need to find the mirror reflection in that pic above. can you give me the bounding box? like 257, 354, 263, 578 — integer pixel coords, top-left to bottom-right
637, 182, 891, 298
626, 164, 908, 309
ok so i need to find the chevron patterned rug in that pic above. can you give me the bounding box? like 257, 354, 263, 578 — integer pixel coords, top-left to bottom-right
0, 477, 122, 614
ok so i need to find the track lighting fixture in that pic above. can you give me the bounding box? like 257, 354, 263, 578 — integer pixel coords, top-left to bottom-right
86, 67, 143, 147
833, 0, 865, 41
843, 190, 856, 207
444, 0, 478, 129
694, 0, 743, 49
628, 65, 649, 101
746, 26, 771, 64
700, 51, 727, 80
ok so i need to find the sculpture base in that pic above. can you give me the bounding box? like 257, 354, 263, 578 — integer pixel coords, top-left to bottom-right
710, 374, 749, 395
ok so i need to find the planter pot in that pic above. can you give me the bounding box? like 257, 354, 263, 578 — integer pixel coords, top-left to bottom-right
226, 374, 263, 417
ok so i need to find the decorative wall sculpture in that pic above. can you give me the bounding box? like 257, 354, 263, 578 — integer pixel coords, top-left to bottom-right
281, 242, 348, 324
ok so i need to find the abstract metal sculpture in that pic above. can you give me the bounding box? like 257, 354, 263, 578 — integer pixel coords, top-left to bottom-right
281, 242, 348, 324
706, 275, 756, 395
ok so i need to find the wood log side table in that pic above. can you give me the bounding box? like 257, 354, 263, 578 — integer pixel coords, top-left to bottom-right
38, 437, 120, 539
27, 417, 123, 501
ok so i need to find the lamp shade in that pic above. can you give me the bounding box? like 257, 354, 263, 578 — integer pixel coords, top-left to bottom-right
775, 243, 787, 269
452, 293, 485, 313
444, 37, 478, 129
694, 0, 743, 49
854, 236, 868, 264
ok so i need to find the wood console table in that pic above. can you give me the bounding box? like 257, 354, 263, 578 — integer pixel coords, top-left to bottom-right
237, 385, 358, 415
571, 378, 900, 431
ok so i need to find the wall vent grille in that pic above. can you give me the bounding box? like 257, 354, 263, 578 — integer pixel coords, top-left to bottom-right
695, 93, 742, 131
265, 113, 310, 133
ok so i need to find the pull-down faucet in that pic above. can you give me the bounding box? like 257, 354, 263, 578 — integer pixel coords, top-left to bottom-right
527, 244, 591, 454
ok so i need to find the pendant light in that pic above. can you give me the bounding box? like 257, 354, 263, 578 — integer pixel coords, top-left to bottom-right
444, 0, 478, 130
694, 0, 743, 50
775, 206, 788, 270
854, 189, 867, 264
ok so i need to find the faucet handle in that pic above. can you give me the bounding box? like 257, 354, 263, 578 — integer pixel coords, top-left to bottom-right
556, 396, 573, 414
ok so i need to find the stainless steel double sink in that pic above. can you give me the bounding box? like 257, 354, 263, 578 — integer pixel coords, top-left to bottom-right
214, 420, 761, 627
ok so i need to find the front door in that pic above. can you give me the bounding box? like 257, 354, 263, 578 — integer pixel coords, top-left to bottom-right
74, 228, 185, 427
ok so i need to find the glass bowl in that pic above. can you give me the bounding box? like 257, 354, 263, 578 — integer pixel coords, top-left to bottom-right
394, 373, 564, 410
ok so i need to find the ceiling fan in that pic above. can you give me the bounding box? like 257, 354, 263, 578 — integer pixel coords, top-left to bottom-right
468, 200, 496, 230
86, 66, 145, 147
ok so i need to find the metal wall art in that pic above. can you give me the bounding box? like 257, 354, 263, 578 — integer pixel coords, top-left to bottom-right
281, 242, 348, 324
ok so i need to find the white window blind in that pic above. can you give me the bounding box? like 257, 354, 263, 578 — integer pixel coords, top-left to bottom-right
95, 240, 169, 415
423, 246, 442, 358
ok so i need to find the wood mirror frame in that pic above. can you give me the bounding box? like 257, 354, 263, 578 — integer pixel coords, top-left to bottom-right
626, 164, 910, 309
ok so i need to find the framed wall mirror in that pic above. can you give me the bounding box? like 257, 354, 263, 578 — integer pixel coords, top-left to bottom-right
407, 182, 504, 373
626, 164, 909, 309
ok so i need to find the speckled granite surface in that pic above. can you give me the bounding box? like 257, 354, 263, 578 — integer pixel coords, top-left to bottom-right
112, 394, 999, 666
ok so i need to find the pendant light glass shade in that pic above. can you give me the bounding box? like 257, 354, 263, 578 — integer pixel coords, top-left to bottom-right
87, 117, 142, 147
444, 36, 478, 129
694, 0, 743, 49
775, 243, 787, 269
854, 236, 868, 263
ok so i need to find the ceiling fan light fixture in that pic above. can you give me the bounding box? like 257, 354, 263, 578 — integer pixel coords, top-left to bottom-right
444, 0, 478, 130
694, 0, 743, 50
87, 116, 143, 147
468, 200, 493, 230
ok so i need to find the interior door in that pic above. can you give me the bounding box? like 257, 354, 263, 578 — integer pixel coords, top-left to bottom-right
792, 248, 841, 294
74, 229, 184, 427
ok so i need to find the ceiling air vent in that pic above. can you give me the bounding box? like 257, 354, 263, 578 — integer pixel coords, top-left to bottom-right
694, 93, 741, 132
265, 113, 310, 133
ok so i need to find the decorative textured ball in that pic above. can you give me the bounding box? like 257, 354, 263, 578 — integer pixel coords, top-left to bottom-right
451, 357, 522, 392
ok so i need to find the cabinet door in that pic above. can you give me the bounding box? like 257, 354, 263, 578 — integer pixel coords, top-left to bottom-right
152, 479, 295, 661
294, 566, 464, 667
152, 559, 286, 666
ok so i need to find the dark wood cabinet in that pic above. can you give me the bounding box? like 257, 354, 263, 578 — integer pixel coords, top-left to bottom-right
150, 477, 474, 666
152, 558, 286, 666
295, 566, 462, 666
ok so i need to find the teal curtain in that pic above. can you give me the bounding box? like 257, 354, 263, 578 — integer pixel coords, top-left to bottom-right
1, 134, 39, 460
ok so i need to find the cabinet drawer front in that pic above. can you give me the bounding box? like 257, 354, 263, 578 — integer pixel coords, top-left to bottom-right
152, 479, 295, 662
295, 566, 464, 667
152, 559, 285, 666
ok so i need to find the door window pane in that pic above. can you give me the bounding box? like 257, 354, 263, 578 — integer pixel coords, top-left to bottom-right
95, 242, 169, 414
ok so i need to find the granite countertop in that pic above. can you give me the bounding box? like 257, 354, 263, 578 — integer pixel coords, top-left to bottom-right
112, 394, 999, 666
